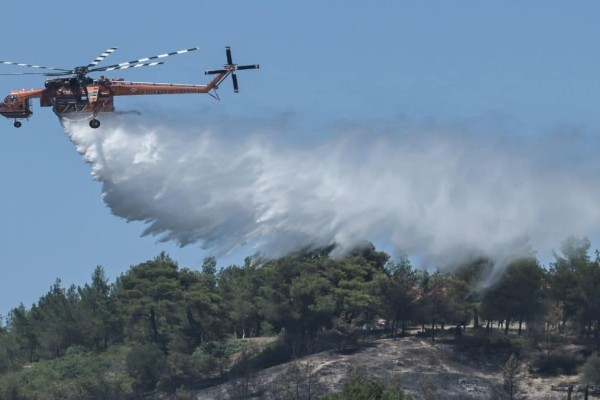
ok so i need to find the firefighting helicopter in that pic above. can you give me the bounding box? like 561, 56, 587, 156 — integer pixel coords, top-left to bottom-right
0, 46, 259, 128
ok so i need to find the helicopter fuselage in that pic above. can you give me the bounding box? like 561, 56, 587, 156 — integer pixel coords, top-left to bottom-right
0, 46, 258, 128
0, 74, 227, 126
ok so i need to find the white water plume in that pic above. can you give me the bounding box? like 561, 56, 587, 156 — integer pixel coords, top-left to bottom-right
62, 112, 600, 270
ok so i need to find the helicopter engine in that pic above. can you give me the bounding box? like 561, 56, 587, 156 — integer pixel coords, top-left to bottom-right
45, 77, 93, 89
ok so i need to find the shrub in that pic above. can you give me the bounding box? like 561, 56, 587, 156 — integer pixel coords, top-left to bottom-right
454, 330, 515, 352
582, 352, 600, 383
175, 386, 197, 400
226, 339, 291, 379
157, 351, 195, 392
321, 364, 412, 400
531, 349, 582, 375
0, 346, 134, 400
125, 343, 166, 392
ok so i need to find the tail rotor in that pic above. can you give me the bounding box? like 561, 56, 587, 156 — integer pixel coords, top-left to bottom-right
205, 46, 259, 93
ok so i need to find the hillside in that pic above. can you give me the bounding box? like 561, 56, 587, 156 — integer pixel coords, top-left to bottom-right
192, 336, 578, 400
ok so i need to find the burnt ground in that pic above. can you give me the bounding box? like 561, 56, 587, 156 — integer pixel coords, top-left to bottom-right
186, 336, 598, 400
193, 335, 584, 400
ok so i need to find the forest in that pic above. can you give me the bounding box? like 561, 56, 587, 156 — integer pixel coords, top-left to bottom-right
1, 236, 600, 399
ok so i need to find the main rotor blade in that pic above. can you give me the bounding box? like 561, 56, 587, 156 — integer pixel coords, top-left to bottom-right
90, 47, 199, 72
0, 72, 58, 76
102, 61, 167, 71
0, 60, 70, 72
87, 47, 118, 68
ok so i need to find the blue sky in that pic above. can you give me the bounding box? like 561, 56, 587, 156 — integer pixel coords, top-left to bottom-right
1, 1, 600, 316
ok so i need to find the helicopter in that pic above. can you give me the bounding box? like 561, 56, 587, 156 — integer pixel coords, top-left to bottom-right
0, 46, 259, 129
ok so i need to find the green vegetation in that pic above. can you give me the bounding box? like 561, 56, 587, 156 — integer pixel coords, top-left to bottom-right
320, 364, 411, 400
1, 236, 600, 398
0, 345, 134, 399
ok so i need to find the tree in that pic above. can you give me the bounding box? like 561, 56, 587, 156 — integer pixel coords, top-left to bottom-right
179, 263, 225, 350
34, 280, 81, 358
7, 304, 38, 363
575, 252, 600, 339
114, 253, 185, 347
480, 257, 544, 335
380, 258, 418, 338
255, 257, 294, 337
77, 266, 122, 350
503, 353, 523, 400
288, 271, 336, 352
0, 320, 19, 372
416, 270, 455, 341
218, 261, 261, 339
547, 236, 590, 332
329, 247, 389, 333
446, 258, 493, 329
254, 250, 336, 354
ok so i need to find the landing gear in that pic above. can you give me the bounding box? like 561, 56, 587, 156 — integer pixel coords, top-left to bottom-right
89, 118, 100, 129
13, 121, 22, 128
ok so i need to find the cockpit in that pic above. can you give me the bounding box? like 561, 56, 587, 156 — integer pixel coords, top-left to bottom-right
0, 95, 17, 108
0, 93, 33, 126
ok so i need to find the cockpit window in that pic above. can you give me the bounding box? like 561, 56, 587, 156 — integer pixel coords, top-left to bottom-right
4, 95, 16, 103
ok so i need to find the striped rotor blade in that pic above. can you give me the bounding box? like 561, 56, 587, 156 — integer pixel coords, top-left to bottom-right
0, 60, 70, 72
102, 61, 166, 71
87, 47, 118, 68
91, 47, 199, 72
0, 72, 57, 75
44, 71, 75, 76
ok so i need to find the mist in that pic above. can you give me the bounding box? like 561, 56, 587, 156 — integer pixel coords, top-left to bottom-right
62, 112, 600, 272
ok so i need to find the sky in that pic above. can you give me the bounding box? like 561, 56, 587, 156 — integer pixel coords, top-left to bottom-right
1, 1, 600, 316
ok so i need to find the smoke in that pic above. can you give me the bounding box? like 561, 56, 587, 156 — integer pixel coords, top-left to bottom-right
62, 112, 600, 272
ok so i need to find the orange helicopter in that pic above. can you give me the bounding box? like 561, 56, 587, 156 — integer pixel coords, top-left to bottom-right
0, 46, 258, 128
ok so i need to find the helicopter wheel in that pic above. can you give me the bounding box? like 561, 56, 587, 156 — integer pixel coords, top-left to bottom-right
13, 121, 22, 128
89, 119, 101, 129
